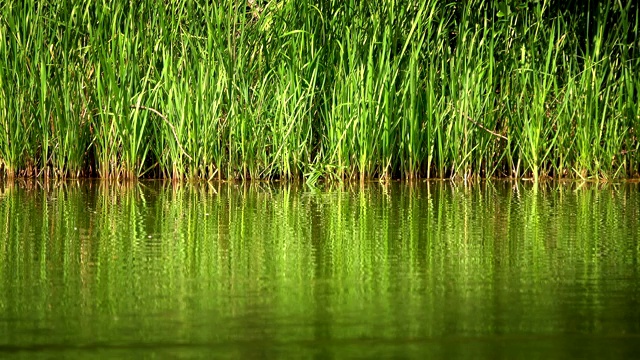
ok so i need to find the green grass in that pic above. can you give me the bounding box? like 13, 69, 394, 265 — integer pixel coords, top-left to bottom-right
0, 0, 638, 181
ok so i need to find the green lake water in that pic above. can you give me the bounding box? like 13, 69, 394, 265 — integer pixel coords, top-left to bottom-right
1, 181, 639, 359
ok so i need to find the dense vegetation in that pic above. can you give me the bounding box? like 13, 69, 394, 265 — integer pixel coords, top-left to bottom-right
0, 0, 638, 181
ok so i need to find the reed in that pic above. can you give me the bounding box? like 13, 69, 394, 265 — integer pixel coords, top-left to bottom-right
0, 0, 638, 180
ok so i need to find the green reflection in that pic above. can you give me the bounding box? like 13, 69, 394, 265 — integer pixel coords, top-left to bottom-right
0, 181, 639, 358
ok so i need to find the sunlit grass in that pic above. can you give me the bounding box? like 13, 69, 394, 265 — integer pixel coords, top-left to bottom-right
0, 0, 637, 180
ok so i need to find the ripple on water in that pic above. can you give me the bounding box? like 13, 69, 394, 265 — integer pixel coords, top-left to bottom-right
0, 181, 639, 358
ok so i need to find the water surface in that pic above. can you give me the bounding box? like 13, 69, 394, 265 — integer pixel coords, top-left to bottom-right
1, 181, 639, 359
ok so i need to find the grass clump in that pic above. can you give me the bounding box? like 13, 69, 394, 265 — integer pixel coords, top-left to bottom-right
0, 0, 638, 181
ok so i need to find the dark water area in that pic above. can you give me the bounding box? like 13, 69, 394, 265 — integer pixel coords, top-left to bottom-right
0, 180, 639, 359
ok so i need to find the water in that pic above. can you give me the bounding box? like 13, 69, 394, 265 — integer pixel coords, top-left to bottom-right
0, 180, 639, 359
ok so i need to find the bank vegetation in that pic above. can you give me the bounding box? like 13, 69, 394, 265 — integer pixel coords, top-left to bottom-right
0, 0, 638, 182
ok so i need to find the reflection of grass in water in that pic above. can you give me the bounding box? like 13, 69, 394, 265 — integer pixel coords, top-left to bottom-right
0, 181, 639, 347
0, 1, 638, 180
